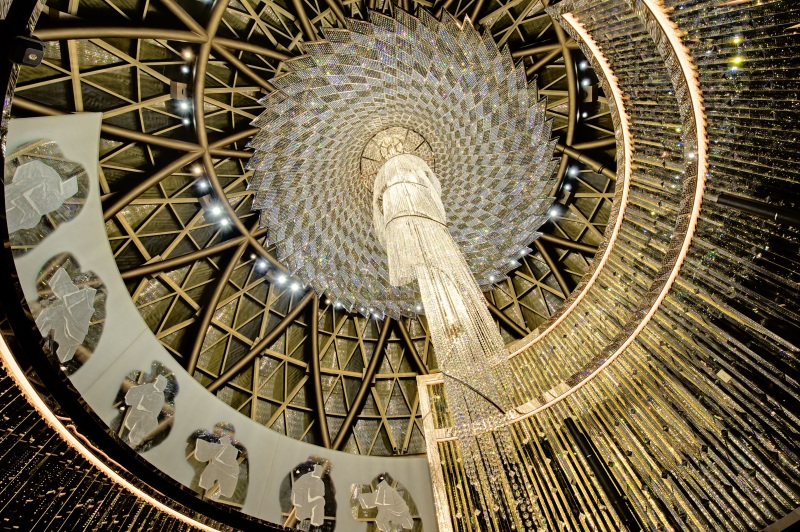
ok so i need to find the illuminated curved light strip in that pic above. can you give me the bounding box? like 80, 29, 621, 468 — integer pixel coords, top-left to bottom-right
0, 336, 220, 532
507, 2, 707, 420
507, 14, 632, 358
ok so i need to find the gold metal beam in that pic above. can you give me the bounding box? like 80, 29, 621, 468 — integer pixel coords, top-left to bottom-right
102, 151, 203, 221
209, 148, 252, 158
120, 233, 266, 279
11, 97, 201, 152
555, 143, 616, 181
209, 127, 259, 148
534, 240, 571, 297
331, 318, 392, 450
290, 0, 317, 41
537, 233, 598, 254
308, 295, 332, 448
185, 239, 249, 375
33, 25, 204, 42
212, 37, 291, 61
158, 0, 207, 36
395, 319, 429, 375
525, 48, 562, 76
207, 291, 315, 393
571, 136, 616, 150
211, 43, 275, 92
470, 0, 487, 25
513, 42, 561, 59
486, 300, 528, 338
322, 0, 346, 27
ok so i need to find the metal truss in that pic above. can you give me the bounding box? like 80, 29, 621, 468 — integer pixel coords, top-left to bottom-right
12, 0, 615, 455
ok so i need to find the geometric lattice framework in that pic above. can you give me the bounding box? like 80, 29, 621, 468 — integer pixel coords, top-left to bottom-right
14, 0, 615, 455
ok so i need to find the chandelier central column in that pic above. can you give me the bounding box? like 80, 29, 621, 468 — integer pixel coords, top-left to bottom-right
373, 153, 516, 410
373, 153, 536, 529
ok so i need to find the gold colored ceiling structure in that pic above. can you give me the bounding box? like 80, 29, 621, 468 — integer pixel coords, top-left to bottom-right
9, 0, 614, 457
1, 0, 799, 529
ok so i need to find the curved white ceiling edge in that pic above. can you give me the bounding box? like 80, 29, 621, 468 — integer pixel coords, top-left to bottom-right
6, 113, 437, 531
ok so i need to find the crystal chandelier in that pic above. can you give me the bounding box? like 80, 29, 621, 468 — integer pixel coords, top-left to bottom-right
248, 9, 557, 529
247, 9, 557, 320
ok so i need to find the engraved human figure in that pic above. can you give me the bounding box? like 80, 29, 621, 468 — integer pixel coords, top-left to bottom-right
124, 375, 167, 446
34, 267, 96, 363
292, 464, 326, 526
358, 479, 413, 531
195, 436, 240, 499
5, 160, 78, 233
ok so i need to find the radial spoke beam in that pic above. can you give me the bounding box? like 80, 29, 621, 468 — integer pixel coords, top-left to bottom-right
211, 43, 275, 92
33, 25, 204, 42
308, 295, 332, 448
555, 143, 616, 181
514, 42, 561, 59
12, 97, 201, 152
209, 147, 252, 158
186, 238, 250, 375
470, 0, 487, 26
485, 300, 528, 339
395, 320, 428, 375
537, 233, 598, 254
290, 0, 317, 41
526, 48, 562, 77
207, 291, 314, 393
210, 127, 259, 148
158, 0, 208, 36
212, 38, 291, 61
120, 228, 267, 279
534, 239, 571, 297
103, 151, 204, 221
331, 318, 392, 450
571, 136, 616, 150
323, 0, 347, 27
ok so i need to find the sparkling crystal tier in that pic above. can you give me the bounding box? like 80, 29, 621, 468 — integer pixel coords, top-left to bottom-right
248, 9, 557, 319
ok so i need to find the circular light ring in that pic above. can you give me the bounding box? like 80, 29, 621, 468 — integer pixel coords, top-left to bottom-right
248, 9, 558, 319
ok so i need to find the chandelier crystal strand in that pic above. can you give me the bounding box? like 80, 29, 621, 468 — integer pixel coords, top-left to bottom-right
374, 154, 541, 530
